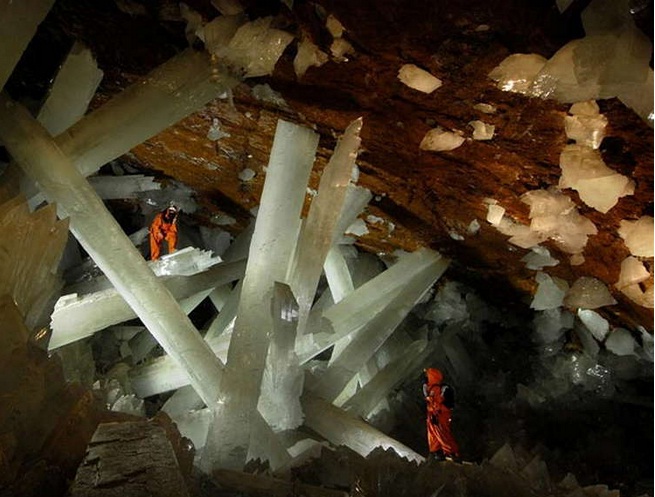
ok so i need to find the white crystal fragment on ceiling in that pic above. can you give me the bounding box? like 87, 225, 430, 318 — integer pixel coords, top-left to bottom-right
559, 145, 634, 213
224, 17, 294, 78
330, 38, 355, 61
473, 103, 496, 114
346, 218, 369, 236
618, 216, 654, 257
467, 219, 481, 235
419, 127, 465, 152
469, 120, 495, 140
238, 168, 256, 181
486, 203, 505, 226
564, 113, 607, 149
531, 272, 569, 310
202, 14, 244, 56
569, 253, 585, 266
488, 53, 547, 94
569, 100, 600, 116
605, 328, 637, 356
294, 38, 328, 78
616, 256, 650, 289
520, 188, 597, 254
397, 64, 443, 94
565, 276, 617, 309
496, 218, 548, 249
577, 309, 610, 341
252, 83, 288, 107
326, 14, 345, 38
207, 117, 230, 141
522, 246, 559, 270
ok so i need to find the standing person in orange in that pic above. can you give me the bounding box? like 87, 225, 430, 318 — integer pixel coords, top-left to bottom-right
149, 204, 179, 260
423, 367, 460, 461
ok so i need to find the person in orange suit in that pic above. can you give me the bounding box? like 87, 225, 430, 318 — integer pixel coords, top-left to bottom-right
149, 204, 179, 260
423, 367, 460, 461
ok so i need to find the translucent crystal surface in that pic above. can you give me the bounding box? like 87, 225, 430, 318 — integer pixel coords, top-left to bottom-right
88, 175, 160, 199
577, 309, 610, 341
288, 117, 362, 333
257, 283, 304, 432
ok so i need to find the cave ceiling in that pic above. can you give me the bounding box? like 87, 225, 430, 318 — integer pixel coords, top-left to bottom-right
7, 0, 654, 331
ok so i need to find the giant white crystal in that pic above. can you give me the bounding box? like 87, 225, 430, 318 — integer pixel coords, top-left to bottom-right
0, 94, 226, 407
288, 117, 363, 333
202, 120, 318, 470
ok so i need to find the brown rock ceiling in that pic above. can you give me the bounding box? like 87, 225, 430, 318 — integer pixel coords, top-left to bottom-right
8, 0, 653, 331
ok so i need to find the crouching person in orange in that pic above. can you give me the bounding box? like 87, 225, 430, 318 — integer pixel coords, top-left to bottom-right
149, 204, 179, 260
423, 367, 460, 462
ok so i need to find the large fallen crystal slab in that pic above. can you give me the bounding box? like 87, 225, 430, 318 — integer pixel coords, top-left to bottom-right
202, 120, 319, 470
0, 0, 55, 91
0, 95, 225, 406
49, 258, 245, 349
0, 196, 68, 330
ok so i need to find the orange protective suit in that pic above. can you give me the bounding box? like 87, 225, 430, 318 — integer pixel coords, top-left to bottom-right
424, 367, 459, 458
149, 208, 178, 260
